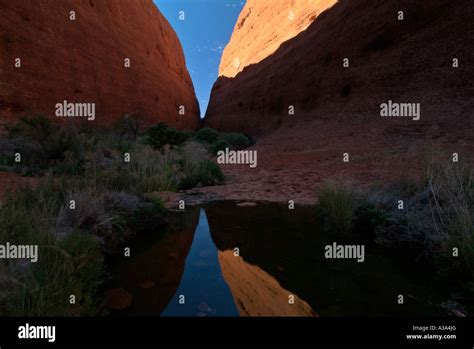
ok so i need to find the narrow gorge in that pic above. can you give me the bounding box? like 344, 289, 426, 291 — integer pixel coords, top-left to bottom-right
0, 0, 473, 325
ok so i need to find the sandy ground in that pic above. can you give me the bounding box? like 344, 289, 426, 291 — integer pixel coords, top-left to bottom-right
171, 115, 474, 208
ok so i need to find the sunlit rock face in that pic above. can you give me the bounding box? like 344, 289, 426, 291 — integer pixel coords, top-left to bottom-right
0, 0, 199, 128
218, 250, 317, 317
218, 0, 337, 78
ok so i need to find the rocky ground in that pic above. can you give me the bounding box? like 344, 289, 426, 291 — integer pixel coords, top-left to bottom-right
0, 172, 38, 198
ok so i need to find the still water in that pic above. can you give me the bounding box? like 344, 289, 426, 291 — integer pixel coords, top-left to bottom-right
107, 201, 448, 317
161, 209, 239, 317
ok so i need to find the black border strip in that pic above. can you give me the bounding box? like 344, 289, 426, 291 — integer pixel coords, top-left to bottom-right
0, 317, 472, 347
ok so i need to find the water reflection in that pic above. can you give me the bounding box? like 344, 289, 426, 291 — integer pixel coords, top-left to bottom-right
108, 201, 447, 316
106, 208, 199, 315
161, 209, 239, 317
218, 250, 316, 316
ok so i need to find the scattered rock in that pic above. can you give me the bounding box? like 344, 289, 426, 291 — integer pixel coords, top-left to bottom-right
197, 302, 212, 313
105, 288, 133, 310
153, 191, 180, 209
441, 301, 467, 317
237, 202, 257, 207
137, 281, 155, 289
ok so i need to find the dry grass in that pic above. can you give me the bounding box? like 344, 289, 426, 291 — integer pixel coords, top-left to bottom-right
315, 181, 359, 234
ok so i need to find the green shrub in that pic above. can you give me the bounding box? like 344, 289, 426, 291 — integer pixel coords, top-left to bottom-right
210, 139, 230, 155
221, 132, 250, 149
113, 113, 148, 139
0, 152, 14, 165
82, 141, 224, 194
145, 123, 193, 149
206, 132, 250, 155
3, 116, 82, 175
422, 160, 473, 278
146, 123, 166, 145
97, 133, 133, 154
43, 129, 78, 161
57, 232, 104, 315
8, 115, 53, 146
129, 197, 167, 234
178, 142, 224, 189
179, 160, 224, 190
0, 181, 103, 316
353, 203, 388, 241
0, 231, 103, 316
0, 181, 65, 244
10, 116, 79, 161
196, 127, 220, 144
127, 144, 179, 193
51, 158, 83, 176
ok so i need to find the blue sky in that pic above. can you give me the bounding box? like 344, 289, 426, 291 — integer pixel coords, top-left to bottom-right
154, 0, 245, 117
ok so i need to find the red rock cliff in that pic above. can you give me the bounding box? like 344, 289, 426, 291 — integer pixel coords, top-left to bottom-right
205, 0, 473, 139
0, 0, 199, 128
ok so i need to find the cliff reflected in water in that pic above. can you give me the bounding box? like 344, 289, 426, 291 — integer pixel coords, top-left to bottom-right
218, 250, 316, 317
108, 201, 447, 316
160, 208, 315, 317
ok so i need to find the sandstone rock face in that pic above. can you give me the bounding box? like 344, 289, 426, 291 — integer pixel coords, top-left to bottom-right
0, 0, 199, 128
205, 0, 474, 139
219, 0, 337, 78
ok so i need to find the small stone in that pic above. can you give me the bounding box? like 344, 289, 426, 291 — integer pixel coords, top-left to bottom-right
237, 202, 257, 207
138, 281, 155, 289
441, 301, 466, 317
105, 288, 133, 310
197, 302, 212, 312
